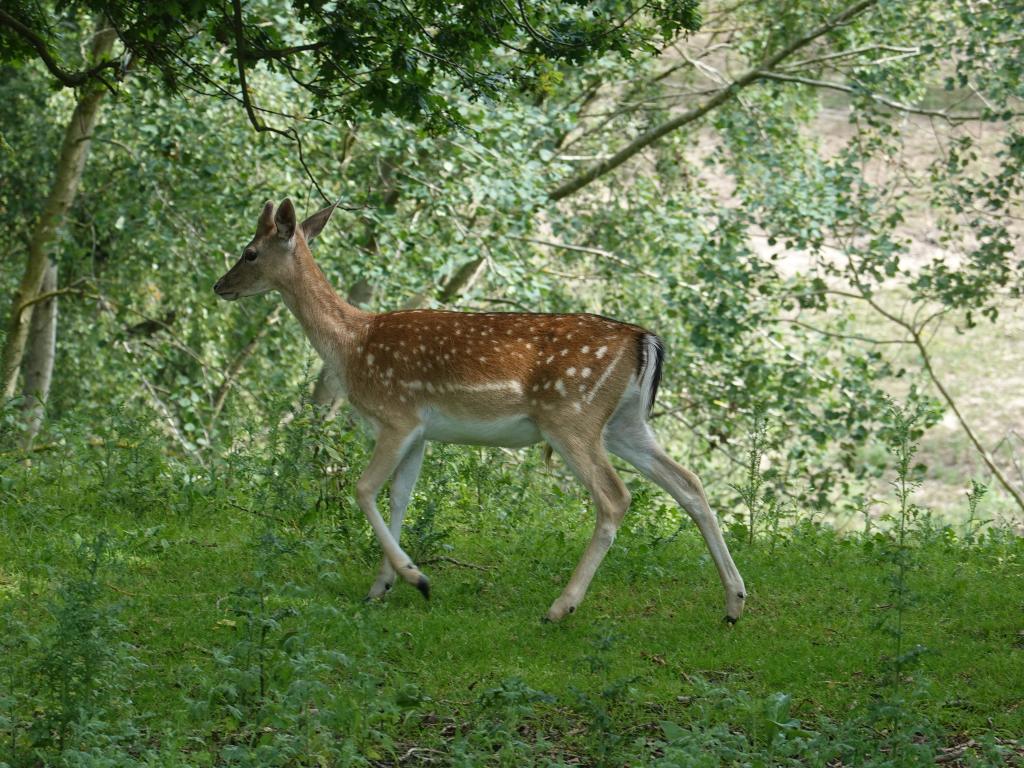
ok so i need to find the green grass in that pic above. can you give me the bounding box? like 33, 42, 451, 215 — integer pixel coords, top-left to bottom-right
1, 418, 1022, 767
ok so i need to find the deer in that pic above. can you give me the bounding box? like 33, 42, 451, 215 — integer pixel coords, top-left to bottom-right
214, 198, 746, 623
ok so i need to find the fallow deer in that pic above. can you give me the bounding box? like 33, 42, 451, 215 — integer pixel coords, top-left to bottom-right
214, 199, 746, 623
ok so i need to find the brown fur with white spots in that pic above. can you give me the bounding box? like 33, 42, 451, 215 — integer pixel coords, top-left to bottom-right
215, 199, 746, 623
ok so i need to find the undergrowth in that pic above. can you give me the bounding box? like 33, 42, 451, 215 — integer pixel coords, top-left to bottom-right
0, 399, 1021, 766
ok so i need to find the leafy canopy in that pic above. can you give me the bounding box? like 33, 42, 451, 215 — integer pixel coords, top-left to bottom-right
1, 0, 701, 127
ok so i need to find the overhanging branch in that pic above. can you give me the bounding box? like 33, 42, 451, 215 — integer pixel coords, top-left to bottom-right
229, 0, 332, 205
547, 0, 880, 201
0, 9, 119, 88
757, 71, 992, 123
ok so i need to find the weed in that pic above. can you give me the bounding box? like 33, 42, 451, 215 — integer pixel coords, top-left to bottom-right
963, 479, 990, 543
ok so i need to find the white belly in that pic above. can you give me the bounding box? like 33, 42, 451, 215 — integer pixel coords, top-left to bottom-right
421, 408, 542, 448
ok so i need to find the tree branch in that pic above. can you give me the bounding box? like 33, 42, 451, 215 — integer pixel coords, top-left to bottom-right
0, 10, 120, 88
209, 307, 281, 428
547, 0, 879, 201
757, 71, 991, 123
508, 235, 661, 279
242, 41, 325, 61
840, 255, 1024, 514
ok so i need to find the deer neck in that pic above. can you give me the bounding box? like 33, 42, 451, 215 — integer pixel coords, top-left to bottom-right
278, 249, 367, 369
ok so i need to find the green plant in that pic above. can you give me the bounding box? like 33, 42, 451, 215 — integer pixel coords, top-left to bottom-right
868, 401, 936, 766
0, 533, 144, 766
963, 479, 990, 543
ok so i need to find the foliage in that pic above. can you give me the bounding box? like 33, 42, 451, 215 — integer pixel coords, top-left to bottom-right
2, 0, 1023, 518
1, 2, 1023, 761
0, 0, 700, 128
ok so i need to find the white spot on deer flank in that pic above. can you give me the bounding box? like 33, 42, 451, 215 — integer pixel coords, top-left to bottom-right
582, 367, 592, 378
566, 367, 576, 376
450, 380, 523, 395
582, 345, 590, 353
554, 379, 566, 396
596, 346, 607, 359
366, 353, 375, 365
573, 402, 582, 412
585, 347, 624, 403
546, 355, 555, 364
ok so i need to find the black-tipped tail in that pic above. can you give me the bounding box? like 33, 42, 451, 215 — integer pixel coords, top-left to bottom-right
636, 333, 665, 417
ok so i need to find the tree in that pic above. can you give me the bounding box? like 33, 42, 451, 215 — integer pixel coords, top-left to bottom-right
1, 0, 1021, 517
0, 0, 702, 439
0, 16, 116, 405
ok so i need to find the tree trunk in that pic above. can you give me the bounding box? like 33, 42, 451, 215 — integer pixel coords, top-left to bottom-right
0, 20, 116, 400
20, 261, 58, 447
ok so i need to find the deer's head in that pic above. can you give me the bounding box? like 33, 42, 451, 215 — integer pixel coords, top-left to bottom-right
214, 198, 337, 301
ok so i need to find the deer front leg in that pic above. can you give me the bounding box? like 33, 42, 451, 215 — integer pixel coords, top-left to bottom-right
366, 435, 426, 600
355, 426, 430, 599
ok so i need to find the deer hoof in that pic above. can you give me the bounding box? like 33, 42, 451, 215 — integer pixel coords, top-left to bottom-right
415, 575, 430, 600
544, 601, 576, 622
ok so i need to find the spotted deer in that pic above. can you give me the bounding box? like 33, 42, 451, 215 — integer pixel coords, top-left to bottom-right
214, 199, 746, 623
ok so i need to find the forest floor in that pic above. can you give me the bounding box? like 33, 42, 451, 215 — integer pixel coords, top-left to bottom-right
1, 429, 1021, 767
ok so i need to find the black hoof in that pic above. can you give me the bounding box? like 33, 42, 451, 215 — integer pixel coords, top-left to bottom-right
567, 605, 576, 614
724, 615, 738, 625
416, 576, 430, 600
540, 615, 552, 624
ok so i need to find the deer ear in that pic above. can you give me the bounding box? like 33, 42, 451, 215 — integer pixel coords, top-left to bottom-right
275, 198, 296, 240
257, 200, 275, 235
300, 202, 338, 244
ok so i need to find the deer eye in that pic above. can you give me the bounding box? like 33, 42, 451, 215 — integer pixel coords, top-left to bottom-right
243, 248, 257, 262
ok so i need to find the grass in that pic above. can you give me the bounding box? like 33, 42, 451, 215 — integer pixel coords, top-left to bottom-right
1, 413, 1022, 766
839, 294, 1024, 529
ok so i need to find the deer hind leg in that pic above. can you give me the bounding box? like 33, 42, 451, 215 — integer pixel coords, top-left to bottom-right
543, 432, 632, 622
366, 435, 426, 600
355, 426, 430, 599
605, 408, 746, 623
